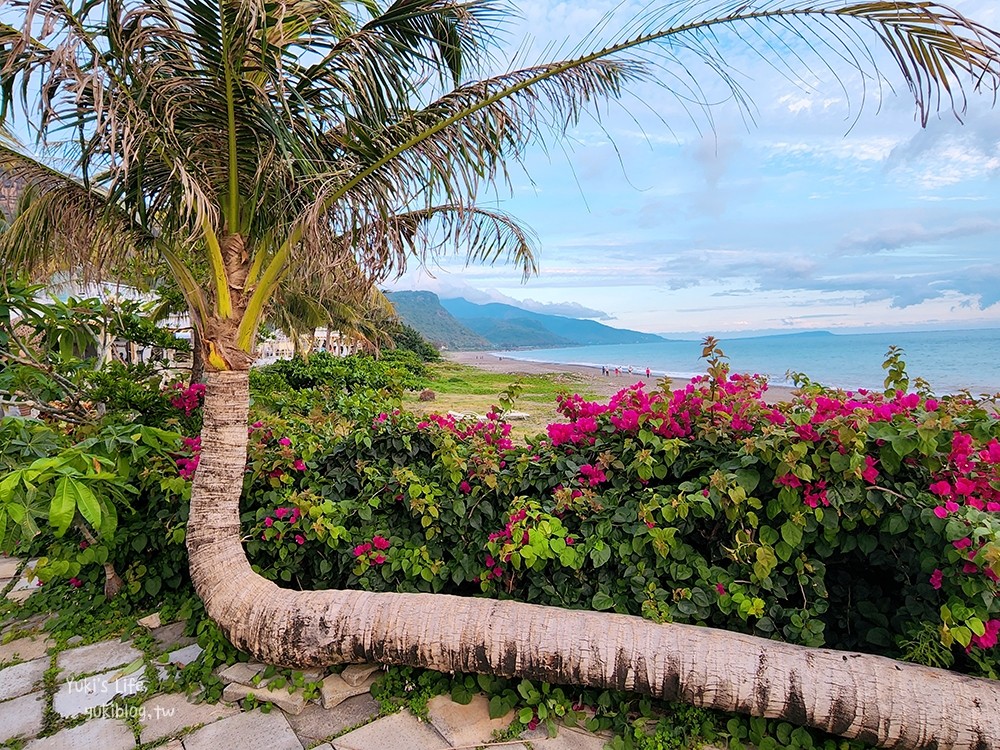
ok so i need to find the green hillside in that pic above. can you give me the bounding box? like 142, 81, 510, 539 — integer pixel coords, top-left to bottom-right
388, 290, 666, 350
385, 291, 492, 350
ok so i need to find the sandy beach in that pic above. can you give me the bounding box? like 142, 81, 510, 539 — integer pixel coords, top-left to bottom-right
445, 351, 798, 403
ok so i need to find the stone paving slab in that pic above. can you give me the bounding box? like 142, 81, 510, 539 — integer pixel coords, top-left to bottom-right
6, 588, 34, 603
1, 613, 51, 637
426, 693, 514, 747
165, 643, 203, 666
332, 711, 449, 750
56, 639, 143, 677
22, 717, 136, 750
218, 661, 265, 685
283, 694, 379, 746
150, 621, 197, 652
222, 680, 307, 715
7, 575, 40, 592
52, 665, 149, 718
320, 673, 377, 709
340, 664, 380, 687
138, 690, 241, 744
0, 690, 46, 743
0, 656, 49, 701
183, 708, 304, 750
519, 725, 610, 750
0, 557, 22, 579
0, 633, 54, 664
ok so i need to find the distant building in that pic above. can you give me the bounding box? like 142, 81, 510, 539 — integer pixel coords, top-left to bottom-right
0, 174, 22, 220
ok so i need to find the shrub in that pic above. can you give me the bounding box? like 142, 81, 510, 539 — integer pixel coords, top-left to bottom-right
240, 354, 999, 678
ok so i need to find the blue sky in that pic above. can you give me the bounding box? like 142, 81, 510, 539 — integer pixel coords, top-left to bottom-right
388, 0, 1000, 336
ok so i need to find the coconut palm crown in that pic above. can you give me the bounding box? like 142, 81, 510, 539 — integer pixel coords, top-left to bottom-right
3, 2, 1000, 747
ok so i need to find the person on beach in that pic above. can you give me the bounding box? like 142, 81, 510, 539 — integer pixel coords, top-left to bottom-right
646, 367, 651, 379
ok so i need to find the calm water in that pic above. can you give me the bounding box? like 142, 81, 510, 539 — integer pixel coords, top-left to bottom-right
494, 329, 1000, 395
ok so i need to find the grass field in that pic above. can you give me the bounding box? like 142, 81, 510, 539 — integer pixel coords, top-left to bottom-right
401, 360, 603, 441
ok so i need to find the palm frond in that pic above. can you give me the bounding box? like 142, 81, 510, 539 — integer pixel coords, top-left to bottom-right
0, 139, 155, 279
279, 2, 1000, 276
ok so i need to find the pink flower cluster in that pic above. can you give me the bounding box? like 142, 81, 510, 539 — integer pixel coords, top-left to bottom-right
168, 382, 206, 416
803, 479, 829, 509
261, 506, 305, 545
248, 422, 308, 478
799, 390, 937, 431
371, 410, 401, 428
971, 619, 1000, 650
416, 411, 513, 451
176, 436, 201, 479
354, 535, 391, 565
578, 464, 607, 487
489, 507, 527, 545
928, 435, 1000, 517
548, 376, 774, 449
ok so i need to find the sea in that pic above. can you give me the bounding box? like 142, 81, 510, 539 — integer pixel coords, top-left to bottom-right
493, 328, 1000, 396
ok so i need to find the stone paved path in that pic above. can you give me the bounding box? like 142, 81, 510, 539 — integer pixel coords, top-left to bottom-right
1, 559, 621, 750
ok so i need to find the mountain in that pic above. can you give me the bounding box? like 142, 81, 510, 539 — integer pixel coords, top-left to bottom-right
384, 291, 492, 350
387, 290, 666, 350
440, 297, 664, 348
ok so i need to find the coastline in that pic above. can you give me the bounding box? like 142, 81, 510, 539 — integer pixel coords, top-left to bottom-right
445, 351, 798, 403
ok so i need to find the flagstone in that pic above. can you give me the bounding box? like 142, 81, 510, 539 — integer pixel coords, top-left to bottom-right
182, 708, 303, 750
138, 691, 240, 744
283, 694, 379, 746
22, 718, 135, 750
52, 665, 149, 718
0, 657, 48, 701
0, 634, 54, 664
0, 690, 45, 743
331, 711, 448, 750
56, 639, 143, 677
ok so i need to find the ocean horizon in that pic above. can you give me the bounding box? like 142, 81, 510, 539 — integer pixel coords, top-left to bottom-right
493, 328, 1000, 396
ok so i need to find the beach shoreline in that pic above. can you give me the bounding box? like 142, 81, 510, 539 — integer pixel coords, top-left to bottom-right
445, 350, 798, 403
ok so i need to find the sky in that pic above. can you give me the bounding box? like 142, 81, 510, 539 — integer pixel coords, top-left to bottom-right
387, 0, 1000, 337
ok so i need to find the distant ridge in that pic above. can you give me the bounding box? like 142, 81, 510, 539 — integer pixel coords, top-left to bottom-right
385, 291, 492, 350
386, 290, 666, 350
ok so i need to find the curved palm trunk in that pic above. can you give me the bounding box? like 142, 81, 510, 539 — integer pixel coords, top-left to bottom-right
188, 371, 1000, 750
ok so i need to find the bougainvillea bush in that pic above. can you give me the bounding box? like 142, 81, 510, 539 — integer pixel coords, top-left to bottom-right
5, 347, 998, 688
242, 349, 999, 679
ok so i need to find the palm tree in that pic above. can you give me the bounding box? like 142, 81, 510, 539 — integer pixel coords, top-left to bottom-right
2, 1, 1000, 744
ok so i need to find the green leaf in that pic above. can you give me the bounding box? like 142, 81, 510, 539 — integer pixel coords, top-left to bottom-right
591, 591, 615, 611
0, 471, 22, 502
735, 468, 759, 493
886, 514, 908, 535
488, 695, 509, 719
829, 451, 851, 473
73, 481, 101, 530
518, 707, 535, 725
780, 521, 803, 547
952, 626, 972, 648
753, 545, 777, 580
589, 544, 611, 568
50, 477, 78, 537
